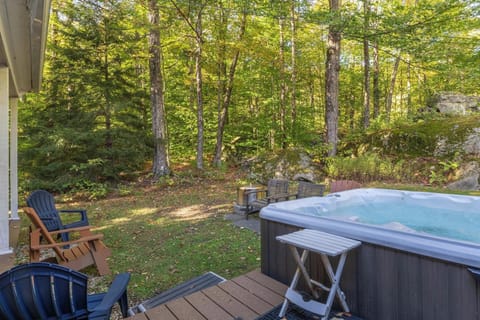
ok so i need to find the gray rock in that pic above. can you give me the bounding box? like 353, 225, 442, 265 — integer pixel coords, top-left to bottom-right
432, 93, 480, 115
463, 128, 480, 156
455, 161, 480, 180
434, 137, 449, 157
293, 173, 314, 182
447, 174, 479, 191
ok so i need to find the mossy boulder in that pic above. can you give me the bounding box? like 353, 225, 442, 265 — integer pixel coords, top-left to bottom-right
244, 148, 322, 184
347, 115, 480, 159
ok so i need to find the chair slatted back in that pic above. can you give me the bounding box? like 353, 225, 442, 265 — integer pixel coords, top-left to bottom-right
26, 190, 62, 232
0, 263, 88, 320
24, 207, 65, 259
267, 179, 289, 197
297, 181, 325, 198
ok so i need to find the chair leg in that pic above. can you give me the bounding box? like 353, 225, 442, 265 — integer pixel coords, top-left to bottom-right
119, 291, 129, 317
89, 241, 111, 276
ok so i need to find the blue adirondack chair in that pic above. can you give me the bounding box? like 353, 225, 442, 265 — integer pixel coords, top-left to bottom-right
27, 189, 89, 242
0, 262, 130, 320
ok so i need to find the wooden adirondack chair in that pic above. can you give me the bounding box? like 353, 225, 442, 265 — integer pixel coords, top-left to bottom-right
245, 179, 290, 219
24, 207, 112, 276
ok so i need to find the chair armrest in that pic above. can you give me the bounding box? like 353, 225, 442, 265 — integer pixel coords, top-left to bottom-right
285, 192, 300, 200
58, 209, 89, 226
88, 273, 131, 319
30, 234, 104, 250
244, 187, 266, 195
49, 225, 93, 234
50, 225, 96, 241
49, 226, 92, 240
265, 193, 290, 203
244, 189, 267, 206
59, 209, 86, 213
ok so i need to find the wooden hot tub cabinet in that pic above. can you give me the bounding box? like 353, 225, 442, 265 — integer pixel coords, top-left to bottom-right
260, 219, 480, 320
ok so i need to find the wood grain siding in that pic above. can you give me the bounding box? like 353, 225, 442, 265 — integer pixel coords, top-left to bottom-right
261, 219, 480, 320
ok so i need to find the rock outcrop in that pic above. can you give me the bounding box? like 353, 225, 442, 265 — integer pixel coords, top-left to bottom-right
430, 92, 480, 115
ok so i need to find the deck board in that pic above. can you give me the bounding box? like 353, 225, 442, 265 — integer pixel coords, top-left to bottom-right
185, 291, 234, 320
202, 285, 258, 319
218, 280, 273, 314
165, 297, 206, 320
127, 270, 288, 320
232, 274, 284, 306
144, 305, 177, 320
245, 269, 288, 296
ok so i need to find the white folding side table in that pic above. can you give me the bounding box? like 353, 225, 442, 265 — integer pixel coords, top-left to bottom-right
276, 229, 361, 320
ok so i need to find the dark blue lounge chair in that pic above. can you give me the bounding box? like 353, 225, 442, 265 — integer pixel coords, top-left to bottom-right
0, 262, 130, 320
27, 189, 89, 242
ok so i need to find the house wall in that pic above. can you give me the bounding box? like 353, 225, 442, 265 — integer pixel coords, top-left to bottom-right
0, 67, 12, 254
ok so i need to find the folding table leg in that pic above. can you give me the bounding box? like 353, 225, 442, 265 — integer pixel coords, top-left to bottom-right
278, 248, 310, 318
320, 252, 350, 319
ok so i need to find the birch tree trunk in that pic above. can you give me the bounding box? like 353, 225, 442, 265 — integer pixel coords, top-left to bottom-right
195, 10, 204, 170
290, 0, 297, 135
279, 16, 287, 149
362, 0, 370, 129
373, 41, 380, 119
148, 0, 170, 178
325, 0, 341, 157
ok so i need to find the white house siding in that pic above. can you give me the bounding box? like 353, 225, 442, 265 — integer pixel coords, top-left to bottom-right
9, 98, 18, 220
0, 67, 12, 254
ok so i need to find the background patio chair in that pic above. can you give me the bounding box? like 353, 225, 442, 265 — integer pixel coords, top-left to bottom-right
245, 179, 290, 219
0, 262, 130, 320
294, 181, 325, 198
329, 180, 362, 193
27, 189, 89, 242
24, 207, 112, 276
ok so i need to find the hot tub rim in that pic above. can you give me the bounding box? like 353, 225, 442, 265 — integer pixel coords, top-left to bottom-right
260, 192, 480, 269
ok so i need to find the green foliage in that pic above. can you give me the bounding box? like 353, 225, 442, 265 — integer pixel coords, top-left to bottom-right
428, 159, 460, 185
326, 152, 415, 182
18, 0, 480, 191
341, 115, 480, 159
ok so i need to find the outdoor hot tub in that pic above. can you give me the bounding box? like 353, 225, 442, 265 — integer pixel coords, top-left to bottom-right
260, 188, 480, 320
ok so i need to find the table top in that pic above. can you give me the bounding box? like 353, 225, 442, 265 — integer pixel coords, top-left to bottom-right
276, 229, 361, 256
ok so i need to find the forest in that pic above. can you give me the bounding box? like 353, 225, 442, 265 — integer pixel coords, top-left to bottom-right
18, 0, 480, 195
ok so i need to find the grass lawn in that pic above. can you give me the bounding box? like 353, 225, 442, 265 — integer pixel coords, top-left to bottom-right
16, 168, 260, 305
17, 169, 479, 308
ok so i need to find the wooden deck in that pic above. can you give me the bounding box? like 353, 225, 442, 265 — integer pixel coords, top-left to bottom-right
128, 270, 288, 320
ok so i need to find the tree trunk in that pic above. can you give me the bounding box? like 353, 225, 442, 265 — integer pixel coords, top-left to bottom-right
188, 56, 196, 111
148, 0, 170, 178
406, 58, 412, 116
373, 41, 380, 119
362, 0, 370, 129
290, 0, 297, 136
325, 0, 341, 157
279, 16, 287, 149
386, 54, 401, 122
213, 3, 227, 168
213, 9, 247, 167
195, 10, 204, 170
103, 19, 112, 152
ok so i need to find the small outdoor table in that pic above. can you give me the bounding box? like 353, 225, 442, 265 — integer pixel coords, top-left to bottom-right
276, 229, 361, 320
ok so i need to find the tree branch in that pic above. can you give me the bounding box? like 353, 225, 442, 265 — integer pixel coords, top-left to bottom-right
168, 0, 203, 41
